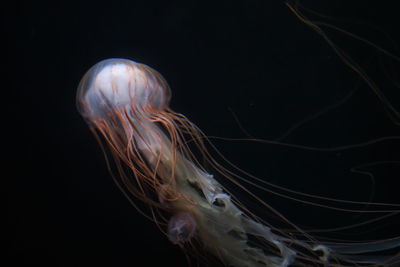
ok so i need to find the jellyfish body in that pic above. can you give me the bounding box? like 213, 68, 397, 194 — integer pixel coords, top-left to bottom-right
168, 212, 197, 245
77, 58, 399, 266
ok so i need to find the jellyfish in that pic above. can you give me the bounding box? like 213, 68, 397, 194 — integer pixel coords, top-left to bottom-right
76, 58, 399, 266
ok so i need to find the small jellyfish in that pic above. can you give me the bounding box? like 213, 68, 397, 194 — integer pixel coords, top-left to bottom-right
77, 58, 400, 266
168, 212, 197, 245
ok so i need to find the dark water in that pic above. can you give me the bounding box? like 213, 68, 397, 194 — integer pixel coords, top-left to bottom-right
10, 1, 400, 266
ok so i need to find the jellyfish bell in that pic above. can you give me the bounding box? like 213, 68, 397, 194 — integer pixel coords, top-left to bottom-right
76, 58, 171, 123
77, 58, 174, 167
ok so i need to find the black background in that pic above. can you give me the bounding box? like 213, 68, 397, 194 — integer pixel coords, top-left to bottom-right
10, 1, 400, 266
